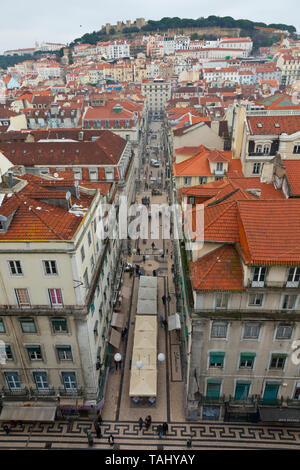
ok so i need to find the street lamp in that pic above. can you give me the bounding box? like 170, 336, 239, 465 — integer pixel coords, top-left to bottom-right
157, 353, 165, 362
114, 353, 122, 362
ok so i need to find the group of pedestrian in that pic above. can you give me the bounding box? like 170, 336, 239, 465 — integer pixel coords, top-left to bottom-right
138, 415, 152, 431
157, 422, 168, 438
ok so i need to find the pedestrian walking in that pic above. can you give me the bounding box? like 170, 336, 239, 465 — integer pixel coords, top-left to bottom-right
157, 424, 163, 439
138, 417, 143, 430
94, 422, 102, 438
3, 425, 10, 435
143, 255, 146, 262
108, 434, 114, 446
162, 422, 168, 436
167, 294, 171, 303
145, 415, 152, 430
137, 247, 141, 256
162, 295, 166, 305
162, 319, 168, 330
97, 413, 103, 425
121, 327, 128, 339
151, 242, 155, 249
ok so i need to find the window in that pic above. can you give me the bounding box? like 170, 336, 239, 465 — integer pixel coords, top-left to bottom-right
8, 260, 23, 276
199, 176, 207, 184
270, 354, 287, 369
293, 144, 300, 154
4, 371, 22, 391
88, 231, 92, 246
61, 371, 77, 391
293, 382, 300, 399
215, 293, 229, 309
48, 289, 63, 307
73, 169, 82, 180
239, 353, 255, 368
211, 322, 228, 339
234, 382, 250, 400
43, 260, 58, 276
243, 323, 260, 339
105, 168, 114, 181
56, 345, 72, 361
90, 255, 95, 271
94, 320, 99, 338
15, 288, 31, 308
252, 266, 266, 286
33, 371, 49, 390
0, 318, 5, 333
51, 318, 68, 334
183, 177, 192, 185
83, 269, 89, 290
216, 162, 224, 172
287, 267, 300, 287
263, 144, 270, 154
26, 345, 43, 361
89, 169, 98, 181
206, 380, 221, 398
209, 351, 225, 368
256, 145, 262, 154
248, 293, 264, 307
276, 324, 293, 339
252, 162, 261, 174
282, 294, 297, 310
81, 246, 85, 262
5, 345, 13, 361
20, 317, 36, 333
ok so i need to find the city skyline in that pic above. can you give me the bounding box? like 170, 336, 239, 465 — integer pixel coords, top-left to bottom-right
0, 0, 299, 53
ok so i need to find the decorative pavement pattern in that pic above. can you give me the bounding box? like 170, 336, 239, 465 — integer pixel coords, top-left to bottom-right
1, 420, 300, 449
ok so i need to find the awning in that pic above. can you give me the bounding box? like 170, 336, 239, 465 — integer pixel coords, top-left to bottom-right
109, 327, 121, 349
129, 369, 157, 397
137, 299, 157, 315
139, 276, 158, 289
259, 407, 300, 422
0, 404, 57, 422
168, 313, 181, 331
111, 312, 125, 328
138, 286, 157, 301
135, 315, 156, 332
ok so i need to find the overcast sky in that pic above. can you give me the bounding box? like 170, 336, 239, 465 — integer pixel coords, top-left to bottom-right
0, 0, 298, 53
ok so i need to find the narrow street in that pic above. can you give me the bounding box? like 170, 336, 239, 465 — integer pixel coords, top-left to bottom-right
1, 120, 300, 450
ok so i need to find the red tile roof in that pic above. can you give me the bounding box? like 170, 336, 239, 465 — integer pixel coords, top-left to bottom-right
283, 160, 300, 195
0, 175, 94, 241
246, 115, 300, 135
190, 245, 244, 291
238, 200, 300, 265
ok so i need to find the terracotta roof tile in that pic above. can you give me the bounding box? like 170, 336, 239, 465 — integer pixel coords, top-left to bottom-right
190, 245, 244, 291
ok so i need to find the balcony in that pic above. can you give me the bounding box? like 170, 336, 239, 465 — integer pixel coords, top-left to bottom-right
58, 387, 84, 397
197, 394, 226, 405
30, 387, 56, 397
248, 152, 273, 157
1, 387, 30, 398
228, 395, 257, 406
258, 396, 283, 406
250, 280, 265, 288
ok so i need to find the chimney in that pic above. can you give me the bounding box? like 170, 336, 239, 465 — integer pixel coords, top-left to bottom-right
75, 180, 80, 199
8, 171, 14, 188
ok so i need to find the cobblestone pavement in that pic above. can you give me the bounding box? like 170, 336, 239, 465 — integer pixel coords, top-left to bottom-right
1, 419, 300, 449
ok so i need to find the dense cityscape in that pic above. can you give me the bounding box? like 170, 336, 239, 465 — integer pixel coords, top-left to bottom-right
1, 8, 300, 454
